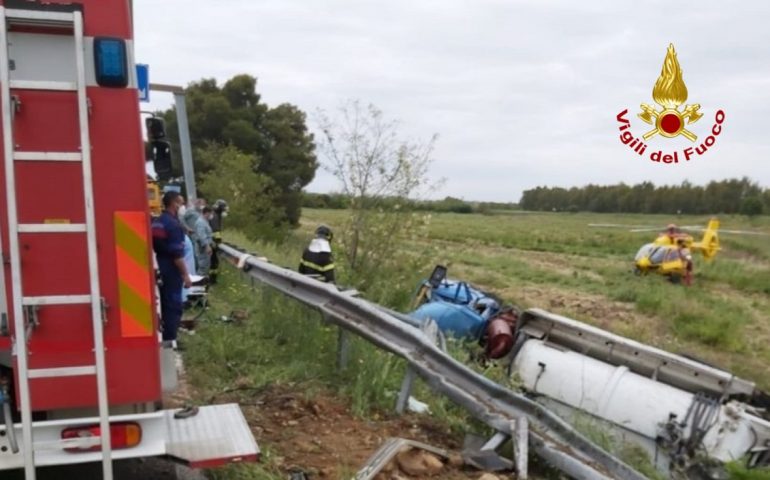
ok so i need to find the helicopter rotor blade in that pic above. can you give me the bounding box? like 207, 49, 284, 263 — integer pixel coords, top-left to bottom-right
590, 223, 769, 237
588, 223, 661, 230
590, 224, 682, 234
589, 223, 632, 228
678, 226, 769, 236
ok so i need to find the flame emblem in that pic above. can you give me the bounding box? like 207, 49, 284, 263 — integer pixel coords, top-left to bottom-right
638, 44, 703, 141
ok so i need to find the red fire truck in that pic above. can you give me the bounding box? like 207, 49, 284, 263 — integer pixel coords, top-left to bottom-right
0, 1, 259, 478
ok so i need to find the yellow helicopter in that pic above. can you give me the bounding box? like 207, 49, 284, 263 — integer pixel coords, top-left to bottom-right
633, 219, 720, 284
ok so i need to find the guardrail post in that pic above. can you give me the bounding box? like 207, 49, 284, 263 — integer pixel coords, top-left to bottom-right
514, 417, 529, 479
395, 319, 442, 414
395, 366, 416, 414
336, 327, 350, 371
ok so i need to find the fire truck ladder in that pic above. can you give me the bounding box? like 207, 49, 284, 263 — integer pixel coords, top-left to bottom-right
0, 7, 113, 480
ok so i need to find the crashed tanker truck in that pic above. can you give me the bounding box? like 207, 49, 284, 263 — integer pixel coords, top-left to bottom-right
509, 309, 770, 477
408, 272, 770, 478
0, 0, 258, 478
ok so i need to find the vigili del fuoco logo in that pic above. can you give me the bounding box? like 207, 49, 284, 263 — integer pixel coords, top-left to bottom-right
616, 44, 725, 163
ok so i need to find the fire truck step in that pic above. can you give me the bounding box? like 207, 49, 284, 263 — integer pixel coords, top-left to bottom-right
9, 80, 77, 92
28, 365, 96, 379
22, 295, 92, 306
18, 223, 87, 233
165, 403, 260, 467
13, 151, 82, 162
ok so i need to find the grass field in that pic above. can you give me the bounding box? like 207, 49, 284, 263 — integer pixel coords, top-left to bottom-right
185, 209, 770, 479
298, 209, 770, 389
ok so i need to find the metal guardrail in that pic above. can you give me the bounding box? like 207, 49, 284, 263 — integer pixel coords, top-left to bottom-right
218, 243, 648, 480
518, 308, 756, 398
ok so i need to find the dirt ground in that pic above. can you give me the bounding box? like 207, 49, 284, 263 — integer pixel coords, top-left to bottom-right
225, 383, 504, 479
163, 348, 510, 480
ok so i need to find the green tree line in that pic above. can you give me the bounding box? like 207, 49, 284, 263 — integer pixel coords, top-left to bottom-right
303, 192, 518, 214
519, 178, 768, 216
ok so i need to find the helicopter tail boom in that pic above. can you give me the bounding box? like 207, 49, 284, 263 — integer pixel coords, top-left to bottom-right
693, 218, 720, 260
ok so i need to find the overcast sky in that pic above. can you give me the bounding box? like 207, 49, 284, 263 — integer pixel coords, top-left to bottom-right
134, 0, 770, 202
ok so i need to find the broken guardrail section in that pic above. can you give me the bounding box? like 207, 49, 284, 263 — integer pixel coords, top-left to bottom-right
218, 243, 648, 480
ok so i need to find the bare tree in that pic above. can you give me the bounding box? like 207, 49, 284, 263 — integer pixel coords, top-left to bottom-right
317, 100, 440, 286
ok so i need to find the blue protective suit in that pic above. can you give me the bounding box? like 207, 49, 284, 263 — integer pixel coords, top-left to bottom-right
181, 234, 195, 302
193, 215, 213, 275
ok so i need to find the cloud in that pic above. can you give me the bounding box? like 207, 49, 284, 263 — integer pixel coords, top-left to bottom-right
134, 0, 770, 202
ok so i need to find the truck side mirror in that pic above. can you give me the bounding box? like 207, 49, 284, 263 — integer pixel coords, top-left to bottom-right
149, 140, 172, 181
146, 117, 166, 140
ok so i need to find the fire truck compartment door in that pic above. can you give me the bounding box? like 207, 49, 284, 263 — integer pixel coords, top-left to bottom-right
8, 32, 77, 84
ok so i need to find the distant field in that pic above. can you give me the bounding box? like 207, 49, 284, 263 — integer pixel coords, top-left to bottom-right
300, 209, 770, 389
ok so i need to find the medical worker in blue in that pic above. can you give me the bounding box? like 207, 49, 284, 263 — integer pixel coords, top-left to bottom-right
152, 191, 192, 342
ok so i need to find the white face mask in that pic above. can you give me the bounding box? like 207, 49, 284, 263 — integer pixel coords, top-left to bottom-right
221, 211, 228, 218
178, 205, 187, 218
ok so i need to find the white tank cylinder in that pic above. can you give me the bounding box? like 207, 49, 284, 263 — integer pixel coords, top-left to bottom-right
513, 339, 695, 440
512, 339, 770, 463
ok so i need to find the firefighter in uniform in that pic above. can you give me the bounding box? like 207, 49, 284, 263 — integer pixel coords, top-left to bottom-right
664, 223, 679, 244
193, 206, 214, 275
209, 199, 228, 284
677, 238, 694, 286
299, 225, 336, 283
151, 191, 192, 343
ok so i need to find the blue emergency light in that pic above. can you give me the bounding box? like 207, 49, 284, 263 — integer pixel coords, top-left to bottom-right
93, 37, 128, 87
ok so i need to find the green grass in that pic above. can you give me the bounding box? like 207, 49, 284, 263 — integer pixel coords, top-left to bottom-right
189, 209, 770, 478
207, 461, 284, 480
572, 414, 665, 480
725, 462, 770, 480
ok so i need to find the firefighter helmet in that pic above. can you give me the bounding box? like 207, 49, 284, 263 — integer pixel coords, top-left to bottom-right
315, 225, 333, 241
214, 199, 228, 212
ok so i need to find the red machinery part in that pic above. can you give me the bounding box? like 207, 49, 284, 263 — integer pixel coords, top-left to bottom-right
485, 317, 514, 359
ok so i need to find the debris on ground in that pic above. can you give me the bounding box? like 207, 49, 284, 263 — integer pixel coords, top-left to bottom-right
356, 438, 449, 479
390, 448, 444, 477
358, 438, 513, 480
225, 384, 495, 479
